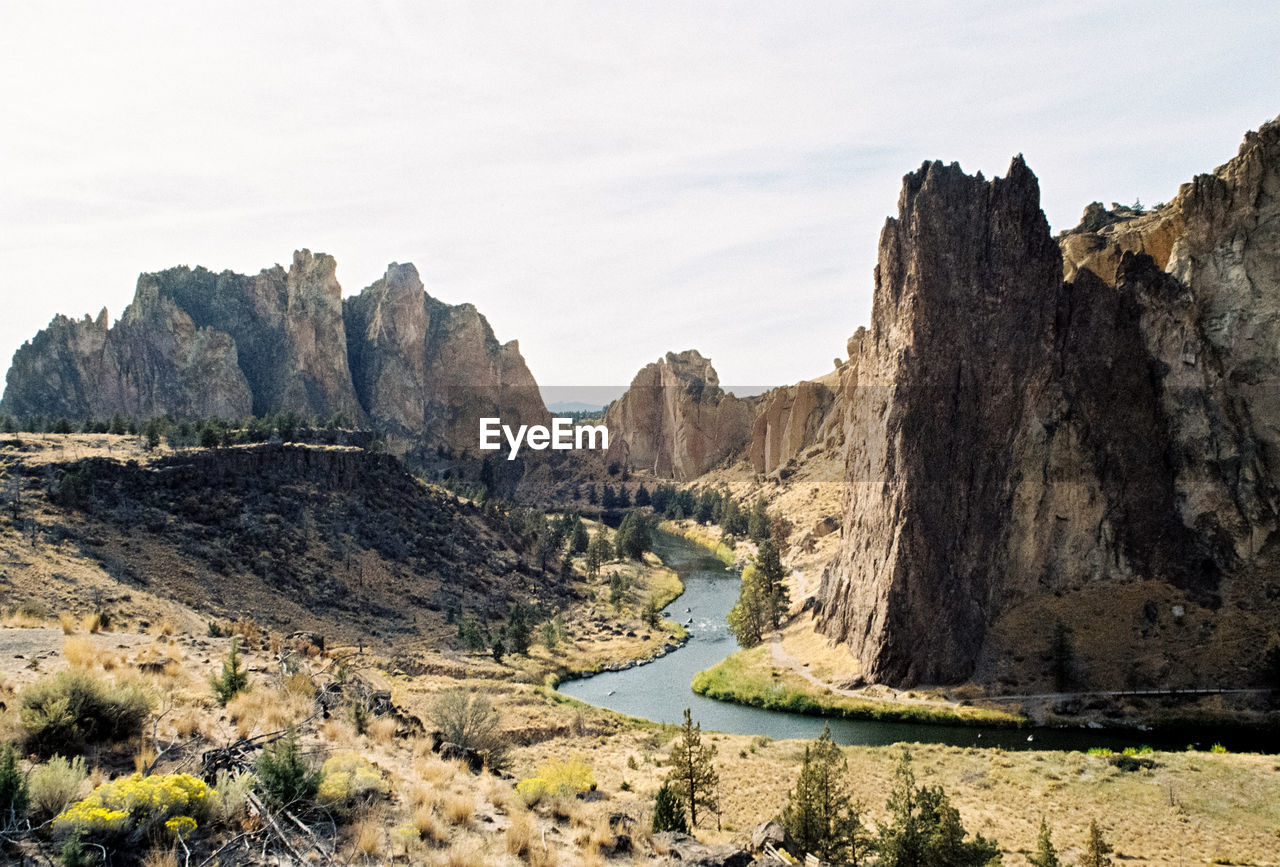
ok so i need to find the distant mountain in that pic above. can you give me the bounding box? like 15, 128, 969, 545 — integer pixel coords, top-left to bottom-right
546, 401, 606, 413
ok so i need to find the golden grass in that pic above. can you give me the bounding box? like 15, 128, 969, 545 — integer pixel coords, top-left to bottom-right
433, 838, 484, 867
62, 636, 97, 668
413, 804, 448, 845
505, 809, 536, 859
442, 791, 475, 827
148, 618, 176, 637
367, 716, 397, 744
226, 682, 313, 739
1, 610, 49, 628
351, 814, 383, 857
173, 708, 205, 739
58, 611, 78, 634
140, 847, 179, 867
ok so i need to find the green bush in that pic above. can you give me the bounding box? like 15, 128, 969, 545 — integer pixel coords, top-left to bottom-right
0, 743, 29, 827
20, 670, 153, 756
255, 729, 319, 810
28, 755, 87, 820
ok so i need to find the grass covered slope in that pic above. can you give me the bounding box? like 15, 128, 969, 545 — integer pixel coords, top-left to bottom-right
693, 645, 1024, 727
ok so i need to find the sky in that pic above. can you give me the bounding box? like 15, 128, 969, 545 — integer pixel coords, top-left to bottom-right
2, 2, 1277, 407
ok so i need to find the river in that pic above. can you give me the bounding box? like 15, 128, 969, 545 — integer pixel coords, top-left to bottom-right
557, 532, 1262, 752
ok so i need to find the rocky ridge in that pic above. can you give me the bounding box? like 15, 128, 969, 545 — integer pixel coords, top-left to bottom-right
2, 253, 547, 456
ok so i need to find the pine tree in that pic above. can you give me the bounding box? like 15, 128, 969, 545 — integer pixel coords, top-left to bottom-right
755, 539, 790, 628
211, 637, 250, 705
747, 497, 771, 543
782, 724, 868, 864
652, 780, 689, 833
507, 603, 532, 655
1080, 820, 1113, 867
586, 526, 611, 581
570, 516, 590, 553
666, 708, 719, 829
876, 748, 999, 867
727, 565, 767, 648
1028, 817, 1061, 867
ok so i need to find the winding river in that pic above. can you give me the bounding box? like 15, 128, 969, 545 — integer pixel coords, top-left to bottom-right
558, 532, 1260, 752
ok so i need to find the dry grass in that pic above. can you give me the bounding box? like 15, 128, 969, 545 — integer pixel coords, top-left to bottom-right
505, 809, 536, 859
80, 612, 107, 634
432, 838, 485, 867
1, 609, 49, 628
367, 716, 397, 744
133, 740, 157, 774
441, 791, 475, 827
58, 611, 78, 634
413, 804, 448, 846
62, 636, 97, 668
225, 681, 313, 738
173, 708, 205, 739
140, 847, 179, 867
350, 813, 383, 858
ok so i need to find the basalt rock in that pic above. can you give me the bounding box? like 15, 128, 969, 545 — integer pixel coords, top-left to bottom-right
818, 117, 1280, 686
605, 350, 754, 480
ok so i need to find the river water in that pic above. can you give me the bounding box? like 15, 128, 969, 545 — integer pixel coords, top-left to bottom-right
557, 532, 1256, 752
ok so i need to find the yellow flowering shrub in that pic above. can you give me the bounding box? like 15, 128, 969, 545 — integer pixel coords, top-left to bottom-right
164, 815, 197, 840
53, 773, 211, 840
316, 753, 387, 806
515, 758, 596, 806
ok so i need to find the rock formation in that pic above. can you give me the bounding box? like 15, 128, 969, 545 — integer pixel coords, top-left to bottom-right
344, 262, 548, 452
817, 116, 1280, 687
2, 252, 547, 456
604, 350, 754, 480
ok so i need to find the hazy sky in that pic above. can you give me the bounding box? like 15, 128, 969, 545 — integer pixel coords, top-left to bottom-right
2, 2, 1277, 405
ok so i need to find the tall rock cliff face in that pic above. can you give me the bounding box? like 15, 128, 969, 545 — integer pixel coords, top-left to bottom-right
2, 252, 547, 455
345, 262, 548, 451
605, 350, 754, 480
817, 117, 1280, 687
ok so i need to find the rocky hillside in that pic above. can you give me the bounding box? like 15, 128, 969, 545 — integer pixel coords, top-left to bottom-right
815, 116, 1280, 688
1, 253, 547, 457
0, 439, 555, 651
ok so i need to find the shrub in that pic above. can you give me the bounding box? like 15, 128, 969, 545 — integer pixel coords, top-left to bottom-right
0, 743, 29, 828
52, 773, 210, 842
209, 769, 255, 826
20, 670, 153, 756
428, 688, 509, 772
317, 752, 387, 808
255, 729, 319, 810
28, 755, 87, 820
515, 758, 596, 807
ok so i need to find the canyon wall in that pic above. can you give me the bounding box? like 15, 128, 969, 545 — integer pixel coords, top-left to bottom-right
817, 118, 1280, 686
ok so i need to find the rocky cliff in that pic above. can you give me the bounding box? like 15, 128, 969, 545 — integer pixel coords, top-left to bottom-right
2, 253, 547, 455
604, 350, 754, 480
817, 117, 1280, 687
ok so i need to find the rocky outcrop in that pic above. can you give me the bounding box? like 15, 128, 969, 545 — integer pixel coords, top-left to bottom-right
605, 350, 753, 480
748, 377, 838, 475
818, 117, 1280, 687
345, 262, 548, 451
2, 252, 547, 456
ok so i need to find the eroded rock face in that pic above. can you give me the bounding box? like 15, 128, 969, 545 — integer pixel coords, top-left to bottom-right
604, 350, 753, 480
345, 263, 549, 451
818, 118, 1280, 686
747, 379, 836, 475
2, 252, 547, 456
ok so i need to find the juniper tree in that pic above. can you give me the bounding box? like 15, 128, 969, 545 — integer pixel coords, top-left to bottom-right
570, 515, 590, 553
666, 708, 719, 829
876, 748, 1000, 867
1028, 817, 1061, 867
782, 724, 869, 864
1080, 820, 1113, 867
652, 780, 688, 833
211, 637, 250, 706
